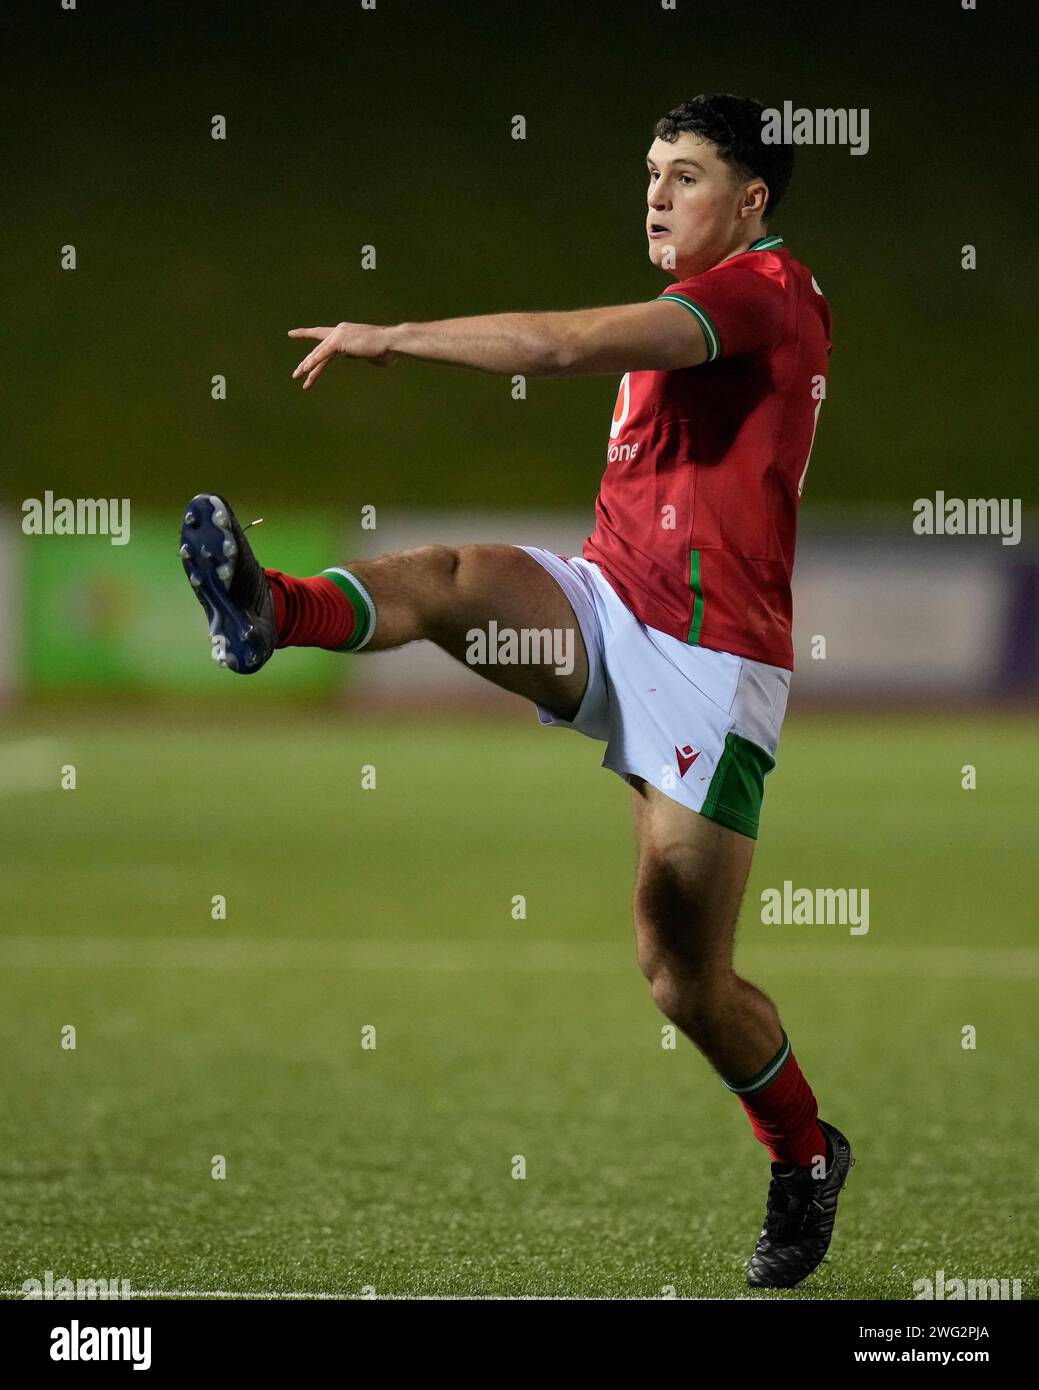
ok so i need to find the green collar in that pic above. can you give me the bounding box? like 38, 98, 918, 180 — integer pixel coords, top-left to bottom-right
748, 234, 784, 251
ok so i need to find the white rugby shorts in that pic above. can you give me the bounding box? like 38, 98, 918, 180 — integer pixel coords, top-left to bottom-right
518, 546, 791, 839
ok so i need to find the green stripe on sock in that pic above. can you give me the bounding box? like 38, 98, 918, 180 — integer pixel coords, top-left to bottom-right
722, 1032, 791, 1095
687, 549, 705, 644
319, 568, 376, 651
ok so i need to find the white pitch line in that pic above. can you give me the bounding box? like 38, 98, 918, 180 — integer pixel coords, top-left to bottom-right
0, 1288, 737, 1301
0, 937, 1036, 978
2, 1288, 349, 1301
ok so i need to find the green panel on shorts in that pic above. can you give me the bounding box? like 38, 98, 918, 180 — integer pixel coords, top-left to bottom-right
701, 732, 776, 840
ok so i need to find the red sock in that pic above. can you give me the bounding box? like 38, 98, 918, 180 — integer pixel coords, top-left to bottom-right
730, 1036, 827, 1169
266, 570, 357, 650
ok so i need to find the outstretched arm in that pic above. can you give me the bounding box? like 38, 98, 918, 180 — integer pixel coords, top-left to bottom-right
288, 299, 709, 389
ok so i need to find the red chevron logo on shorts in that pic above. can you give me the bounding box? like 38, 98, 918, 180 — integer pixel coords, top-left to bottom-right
675, 744, 701, 778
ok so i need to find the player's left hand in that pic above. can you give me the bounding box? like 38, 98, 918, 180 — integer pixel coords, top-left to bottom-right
288, 322, 397, 389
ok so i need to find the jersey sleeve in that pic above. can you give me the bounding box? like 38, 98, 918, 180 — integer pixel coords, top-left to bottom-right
657, 259, 787, 362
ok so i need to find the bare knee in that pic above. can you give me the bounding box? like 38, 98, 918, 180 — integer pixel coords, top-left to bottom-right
401, 545, 460, 623
417, 543, 506, 631
641, 950, 738, 1044
415, 544, 460, 585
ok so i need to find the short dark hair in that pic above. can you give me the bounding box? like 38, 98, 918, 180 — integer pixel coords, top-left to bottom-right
653, 94, 794, 218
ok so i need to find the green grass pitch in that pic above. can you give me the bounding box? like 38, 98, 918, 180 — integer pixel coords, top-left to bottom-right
0, 709, 1035, 1299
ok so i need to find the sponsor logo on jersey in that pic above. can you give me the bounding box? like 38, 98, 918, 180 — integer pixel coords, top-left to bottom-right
610, 373, 630, 439
675, 744, 701, 778
607, 373, 641, 462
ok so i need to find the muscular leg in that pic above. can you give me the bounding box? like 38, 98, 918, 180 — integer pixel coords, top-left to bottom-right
629, 774, 783, 1081
254, 519, 844, 1276
256, 518, 832, 1180
280, 537, 771, 1078
346, 543, 589, 719
354, 548, 777, 1075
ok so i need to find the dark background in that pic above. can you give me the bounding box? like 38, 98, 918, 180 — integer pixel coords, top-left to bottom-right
5, 0, 1035, 512
1, 2, 1037, 1307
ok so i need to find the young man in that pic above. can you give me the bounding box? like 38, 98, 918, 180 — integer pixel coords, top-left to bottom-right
180, 93, 852, 1290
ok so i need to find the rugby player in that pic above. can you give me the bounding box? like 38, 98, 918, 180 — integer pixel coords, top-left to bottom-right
180, 93, 853, 1289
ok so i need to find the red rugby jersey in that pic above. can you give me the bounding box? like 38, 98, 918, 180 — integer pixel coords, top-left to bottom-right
582, 235, 831, 670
